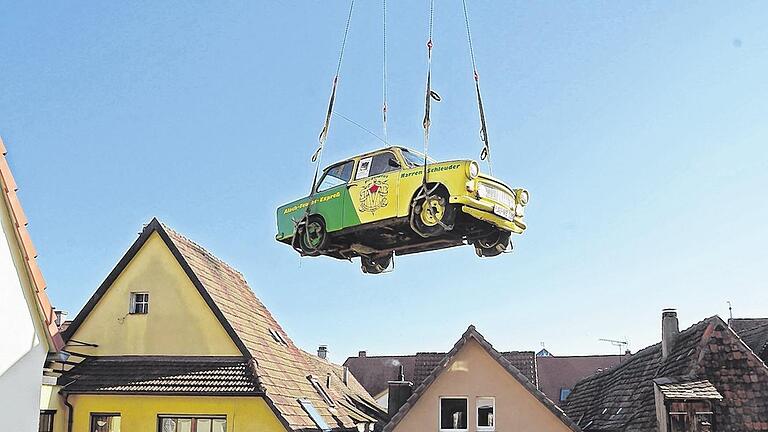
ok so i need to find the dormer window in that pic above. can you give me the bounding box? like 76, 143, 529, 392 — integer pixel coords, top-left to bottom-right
129, 292, 149, 314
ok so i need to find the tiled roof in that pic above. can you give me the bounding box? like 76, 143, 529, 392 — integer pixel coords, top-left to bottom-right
0, 138, 63, 351
731, 318, 768, 361
60, 356, 261, 395
413, 350, 538, 388
654, 378, 722, 400
537, 355, 626, 406
384, 326, 581, 432
343, 355, 417, 397
565, 316, 768, 431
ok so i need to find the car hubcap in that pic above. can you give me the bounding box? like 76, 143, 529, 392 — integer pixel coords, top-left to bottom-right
304, 222, 324, 249
420, 197, 445, 227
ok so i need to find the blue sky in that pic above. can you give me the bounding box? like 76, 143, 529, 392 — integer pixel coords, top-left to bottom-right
2, 1, 767, 363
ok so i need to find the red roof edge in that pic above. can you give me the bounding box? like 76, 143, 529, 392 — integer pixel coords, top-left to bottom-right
0, 137, 64, 351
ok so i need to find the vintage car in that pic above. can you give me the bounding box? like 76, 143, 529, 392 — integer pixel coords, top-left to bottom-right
276, 146, 528, 273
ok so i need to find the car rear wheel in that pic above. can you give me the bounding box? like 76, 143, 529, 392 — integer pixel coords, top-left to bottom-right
299, 216, 328, 256
474, 230, 511, 257
411, 191, 456, 238
361, 253, 392, 274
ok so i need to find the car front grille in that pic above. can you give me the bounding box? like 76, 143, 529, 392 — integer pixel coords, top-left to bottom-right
477, 182, 515, 208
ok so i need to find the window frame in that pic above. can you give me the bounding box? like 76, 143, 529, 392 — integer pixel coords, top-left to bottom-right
476, 397, 496, 431
559, 387, 572, 402
129, 292, 149, 315
90, 413, 121, 432
308, 375, 335, 407
156, 415, 227, 432
39, 410, 56, 432
439, 396, 469, 432
315, 160, 356, 193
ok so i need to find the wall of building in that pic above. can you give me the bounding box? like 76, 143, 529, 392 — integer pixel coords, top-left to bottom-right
40, 384, 68, 432
69, 232, 241, 356
392, 338, 573, 432
64, 394, 286, 432
0, 183, 48, 432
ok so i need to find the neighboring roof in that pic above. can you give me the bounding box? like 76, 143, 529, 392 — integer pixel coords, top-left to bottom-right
384, 326, 582, 432
730, 318, 768, 360
654, 378, 722, 400
345, 350, 537, 400
60, 356, 261, 395
413, 350, 538, 388
537, 354, 626, 405
343, 355, 417, 398
565, 316, 768, 431
0, 138, 63, 351
64, 219, 377, 431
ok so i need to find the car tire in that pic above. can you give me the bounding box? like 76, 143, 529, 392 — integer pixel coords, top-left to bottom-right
410, 191, 456, 238
474, 230, 511, 257
361, 253, 392, 274
298, 216, 328, 256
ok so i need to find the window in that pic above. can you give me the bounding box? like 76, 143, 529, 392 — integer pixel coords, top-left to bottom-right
356, 152, 400, 179
308, 375, 335, 406
477, 397, 495, 431
668, 401, 714, 432
440, 397, 468, 431
269, 328, 288, 345
299, 399, 332, 432
400, 148, 435, 168
317, 161, 354, 192
91, 414, 121, 432
129, 292, 149, 314
559, 388, 572, 402
158, 416, 226, 432
39, 411, 55, 432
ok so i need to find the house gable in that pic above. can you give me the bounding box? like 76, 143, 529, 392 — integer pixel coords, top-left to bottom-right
388, 327, 579, 432
67, 230, 242, 356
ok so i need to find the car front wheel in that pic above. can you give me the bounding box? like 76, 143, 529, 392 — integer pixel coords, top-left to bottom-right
410, 192, 456, 238
474, 230, 511, 257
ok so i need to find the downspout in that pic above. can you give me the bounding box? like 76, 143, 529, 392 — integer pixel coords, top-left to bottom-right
62, 392, 74, 432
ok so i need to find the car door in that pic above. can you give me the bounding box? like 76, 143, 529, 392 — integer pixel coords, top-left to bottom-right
347, 150, 402, 225
311, 160, 355, 233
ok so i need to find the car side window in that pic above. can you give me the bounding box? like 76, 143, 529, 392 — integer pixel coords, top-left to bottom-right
317, 160, 354, 192
356, 152, 400, 180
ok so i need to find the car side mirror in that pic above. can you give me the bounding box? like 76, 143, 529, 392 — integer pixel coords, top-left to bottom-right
388, 158, 401, 168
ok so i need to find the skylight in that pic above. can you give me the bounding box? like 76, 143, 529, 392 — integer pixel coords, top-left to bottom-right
298, 399, 331, 432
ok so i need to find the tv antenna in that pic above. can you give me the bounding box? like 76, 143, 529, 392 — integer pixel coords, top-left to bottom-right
599, 338, 629, 360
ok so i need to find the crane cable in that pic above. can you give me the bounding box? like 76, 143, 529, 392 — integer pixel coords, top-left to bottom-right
462, 0, 493, 174
294, 0, 355, 252
382, 0, 388, 144
421, 0, 441, 194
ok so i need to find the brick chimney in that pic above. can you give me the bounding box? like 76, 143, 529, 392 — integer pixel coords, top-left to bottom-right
358, 350, 367, 358
387, 376, 413, 419
317, 345, 328, 359
661, 308, 679, 359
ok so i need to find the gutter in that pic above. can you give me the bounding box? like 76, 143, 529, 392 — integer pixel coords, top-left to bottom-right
62, 392, 74, 432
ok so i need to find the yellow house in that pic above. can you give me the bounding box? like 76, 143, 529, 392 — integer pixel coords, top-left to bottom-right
384, 326, 582, 432
46, 218, 384, 432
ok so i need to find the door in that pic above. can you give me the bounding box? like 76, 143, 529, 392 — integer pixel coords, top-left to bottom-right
312, 160, 355, 233
347, 151, 402, 225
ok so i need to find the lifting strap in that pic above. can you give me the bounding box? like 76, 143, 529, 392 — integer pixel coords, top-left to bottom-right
462, 0, 492, 174
382, 0, 388, 144
421, 0, 440, 193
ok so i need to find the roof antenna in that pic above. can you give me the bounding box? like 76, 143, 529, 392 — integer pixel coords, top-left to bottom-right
599, 338, 629, 362
727, 300, 734, 324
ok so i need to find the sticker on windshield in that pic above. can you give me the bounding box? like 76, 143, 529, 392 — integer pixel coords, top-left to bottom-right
356, 157, 372, 179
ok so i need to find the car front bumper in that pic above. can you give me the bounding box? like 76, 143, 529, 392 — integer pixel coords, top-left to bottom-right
450, 195, 527, 234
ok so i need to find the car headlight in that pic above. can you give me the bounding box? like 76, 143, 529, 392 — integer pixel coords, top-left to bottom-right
517, 189, 529, 206
467, 161, 479, 179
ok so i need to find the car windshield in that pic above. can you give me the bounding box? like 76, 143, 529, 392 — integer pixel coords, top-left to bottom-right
316, 160, 354, 192
400, 148, 435, 168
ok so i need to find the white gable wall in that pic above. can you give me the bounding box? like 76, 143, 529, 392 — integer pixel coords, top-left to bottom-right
0, 191, 47, 431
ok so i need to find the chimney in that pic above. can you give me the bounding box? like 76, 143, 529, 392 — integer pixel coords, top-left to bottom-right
342, 366, 349, 385
358, 350, 367, 358
317, 345, 328, 359
387, 379, 413, 419
661, 308, 679, 359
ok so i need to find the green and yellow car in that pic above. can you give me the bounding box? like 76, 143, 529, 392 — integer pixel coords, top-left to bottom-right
276, 146, 528, 273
